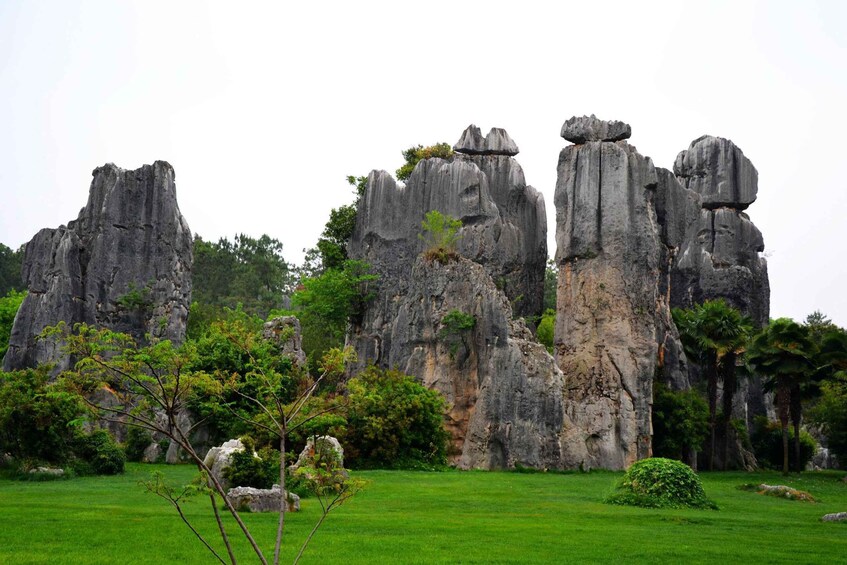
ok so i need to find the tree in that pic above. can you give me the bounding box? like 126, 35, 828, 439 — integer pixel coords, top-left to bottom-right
0, 290, 26, 360
543, 260, 557, 312
805, 310, 837, 342
809, 327, 847, 465
396, 143, 453, 181
52, 322, 361, 564
192, 234, 292, 319
0, 243, 24, 297
651, 382, 709, 468
673, 300, 752, 470
291, 260, 377, 368
419, 210, 462, 264
746, 318, 816, 474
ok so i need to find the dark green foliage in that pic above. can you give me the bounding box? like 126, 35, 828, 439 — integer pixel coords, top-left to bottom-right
396, 143, 454, 181
186, 314, 297, 444
0, 243, 24, 297
605, 457, 716, 509
316, 204, 358, 272
652, 382, 709, 460
292, 260, 377, 364
346, 175, 368, 197
192, 234, 291, 318
751, 417, 816, 471
747, 318, 816, 474
0, 290, 26, 359
420, 210, 462, 264
673, 300, 752, 471
809, 327, 847, 464
344, 366, 449, 469
223, 440, 279, 489
439, 309, 475, 359
536, 308, 555, 354
0, 368, 85, 464
115, 282, 153, 313
73, 429, 126, 475
124, 426, 153, 463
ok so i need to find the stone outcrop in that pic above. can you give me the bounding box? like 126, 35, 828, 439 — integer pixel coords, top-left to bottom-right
554, 118, 684, 468
350, 125, 546, 371
263, 316, 307, 368
560, 115, 631, 144
359, 255, 589, 469
226, 485, 300, 513
203, 438, 248, 491
3, 161, 192, 372
661, 136, 770, 327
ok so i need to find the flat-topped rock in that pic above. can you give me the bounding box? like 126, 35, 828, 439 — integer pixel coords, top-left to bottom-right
674, 135, 758, 209
560, 115, 631, 144
454, 125, 519, 156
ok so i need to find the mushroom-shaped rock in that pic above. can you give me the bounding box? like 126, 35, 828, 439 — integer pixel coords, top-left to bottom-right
673, 135, 758, 209
560, 115, 631, 144
453, 124, 486, 154
484, 128, 519, 156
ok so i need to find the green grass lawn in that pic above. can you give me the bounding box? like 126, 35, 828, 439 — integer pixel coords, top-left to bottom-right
0, 464, 845, 564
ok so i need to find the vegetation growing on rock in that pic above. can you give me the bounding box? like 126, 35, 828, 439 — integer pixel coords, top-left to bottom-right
605, 457, 716, 509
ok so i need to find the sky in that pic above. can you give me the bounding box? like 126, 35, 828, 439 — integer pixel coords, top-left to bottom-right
1, 0, 845, 326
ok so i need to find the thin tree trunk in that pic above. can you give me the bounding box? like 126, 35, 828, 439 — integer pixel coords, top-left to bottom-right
274, 432, 286, 565
790, 384, 803, 473
721, 353, 737, 471
209, 492, 237, 565
707, 358, 718, 471
777, 384, 790, 476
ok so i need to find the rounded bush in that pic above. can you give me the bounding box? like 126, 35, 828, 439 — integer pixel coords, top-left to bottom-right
606, 457, 716, 509
75, 429, 126, 475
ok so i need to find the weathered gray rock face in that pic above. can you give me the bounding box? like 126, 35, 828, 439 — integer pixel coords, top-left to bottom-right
453, 125, 520, 156
204, 438, 248, 491
366, 256, 588, 469
560, 115, 631, 144
3, 161, 192, 371
263, 316, 307, 368
657, 136, 771, 434
227, 485, 300, 513
350, 125, 546, 370
554, 120, 682, 469
674, 135, 758, 209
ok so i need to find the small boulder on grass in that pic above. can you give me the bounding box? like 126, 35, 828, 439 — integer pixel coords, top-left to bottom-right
605, 457, 717, 509
822, 512, 847, 522
739, 484, 816, 502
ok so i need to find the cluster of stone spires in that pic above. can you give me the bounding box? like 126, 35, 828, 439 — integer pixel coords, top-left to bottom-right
3, 116, 769, 471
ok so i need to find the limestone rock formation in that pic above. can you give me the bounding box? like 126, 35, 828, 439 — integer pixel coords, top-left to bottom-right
226, 485, 300, 513
3, 161, 192, 372
263, 316, 307, 368
560, 115, 631, 144
554, 118, 682, 468
204, 438, 248, 491
364, 255, 589, 469
453, 125, 520, 156
674, 135, 758, 209
350, 125, 546, 371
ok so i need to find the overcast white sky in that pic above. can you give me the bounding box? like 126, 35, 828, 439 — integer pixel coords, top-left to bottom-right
1, 0, 845, 326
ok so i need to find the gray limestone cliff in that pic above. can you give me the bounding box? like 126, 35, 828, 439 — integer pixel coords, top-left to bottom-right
553, 117, 687, 469
3, 161, 193, 372
350, 125, 546, 369
666, 136, 770, 327
372, 255, 588, 469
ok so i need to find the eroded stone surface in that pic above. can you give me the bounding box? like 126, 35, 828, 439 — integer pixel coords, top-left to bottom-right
560, 115, 631, 144
226, 485, 300, 513
454, 125, 519, 156
3, 161, 192, 372
674, 135, 758, 209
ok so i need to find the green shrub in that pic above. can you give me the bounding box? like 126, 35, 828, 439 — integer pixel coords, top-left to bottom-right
124, 426, 153, 463
605, 457, 716, 509
420, 210, 462, 264
396, 143, 453, 181
74, 429, 126, 475
651, 383, 709, 461
0, 368, 85, 465
751, 417, 816, 470
223, 440, 278, 489
0, 289, 26, 359
536, 309, 555, 354
344, 366, 449, 469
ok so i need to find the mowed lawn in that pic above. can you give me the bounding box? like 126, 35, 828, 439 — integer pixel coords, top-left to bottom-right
0, 464, 845, 564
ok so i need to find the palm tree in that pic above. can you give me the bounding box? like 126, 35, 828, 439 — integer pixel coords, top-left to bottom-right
673, 300, 753, 471
747, 318, 816, 475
